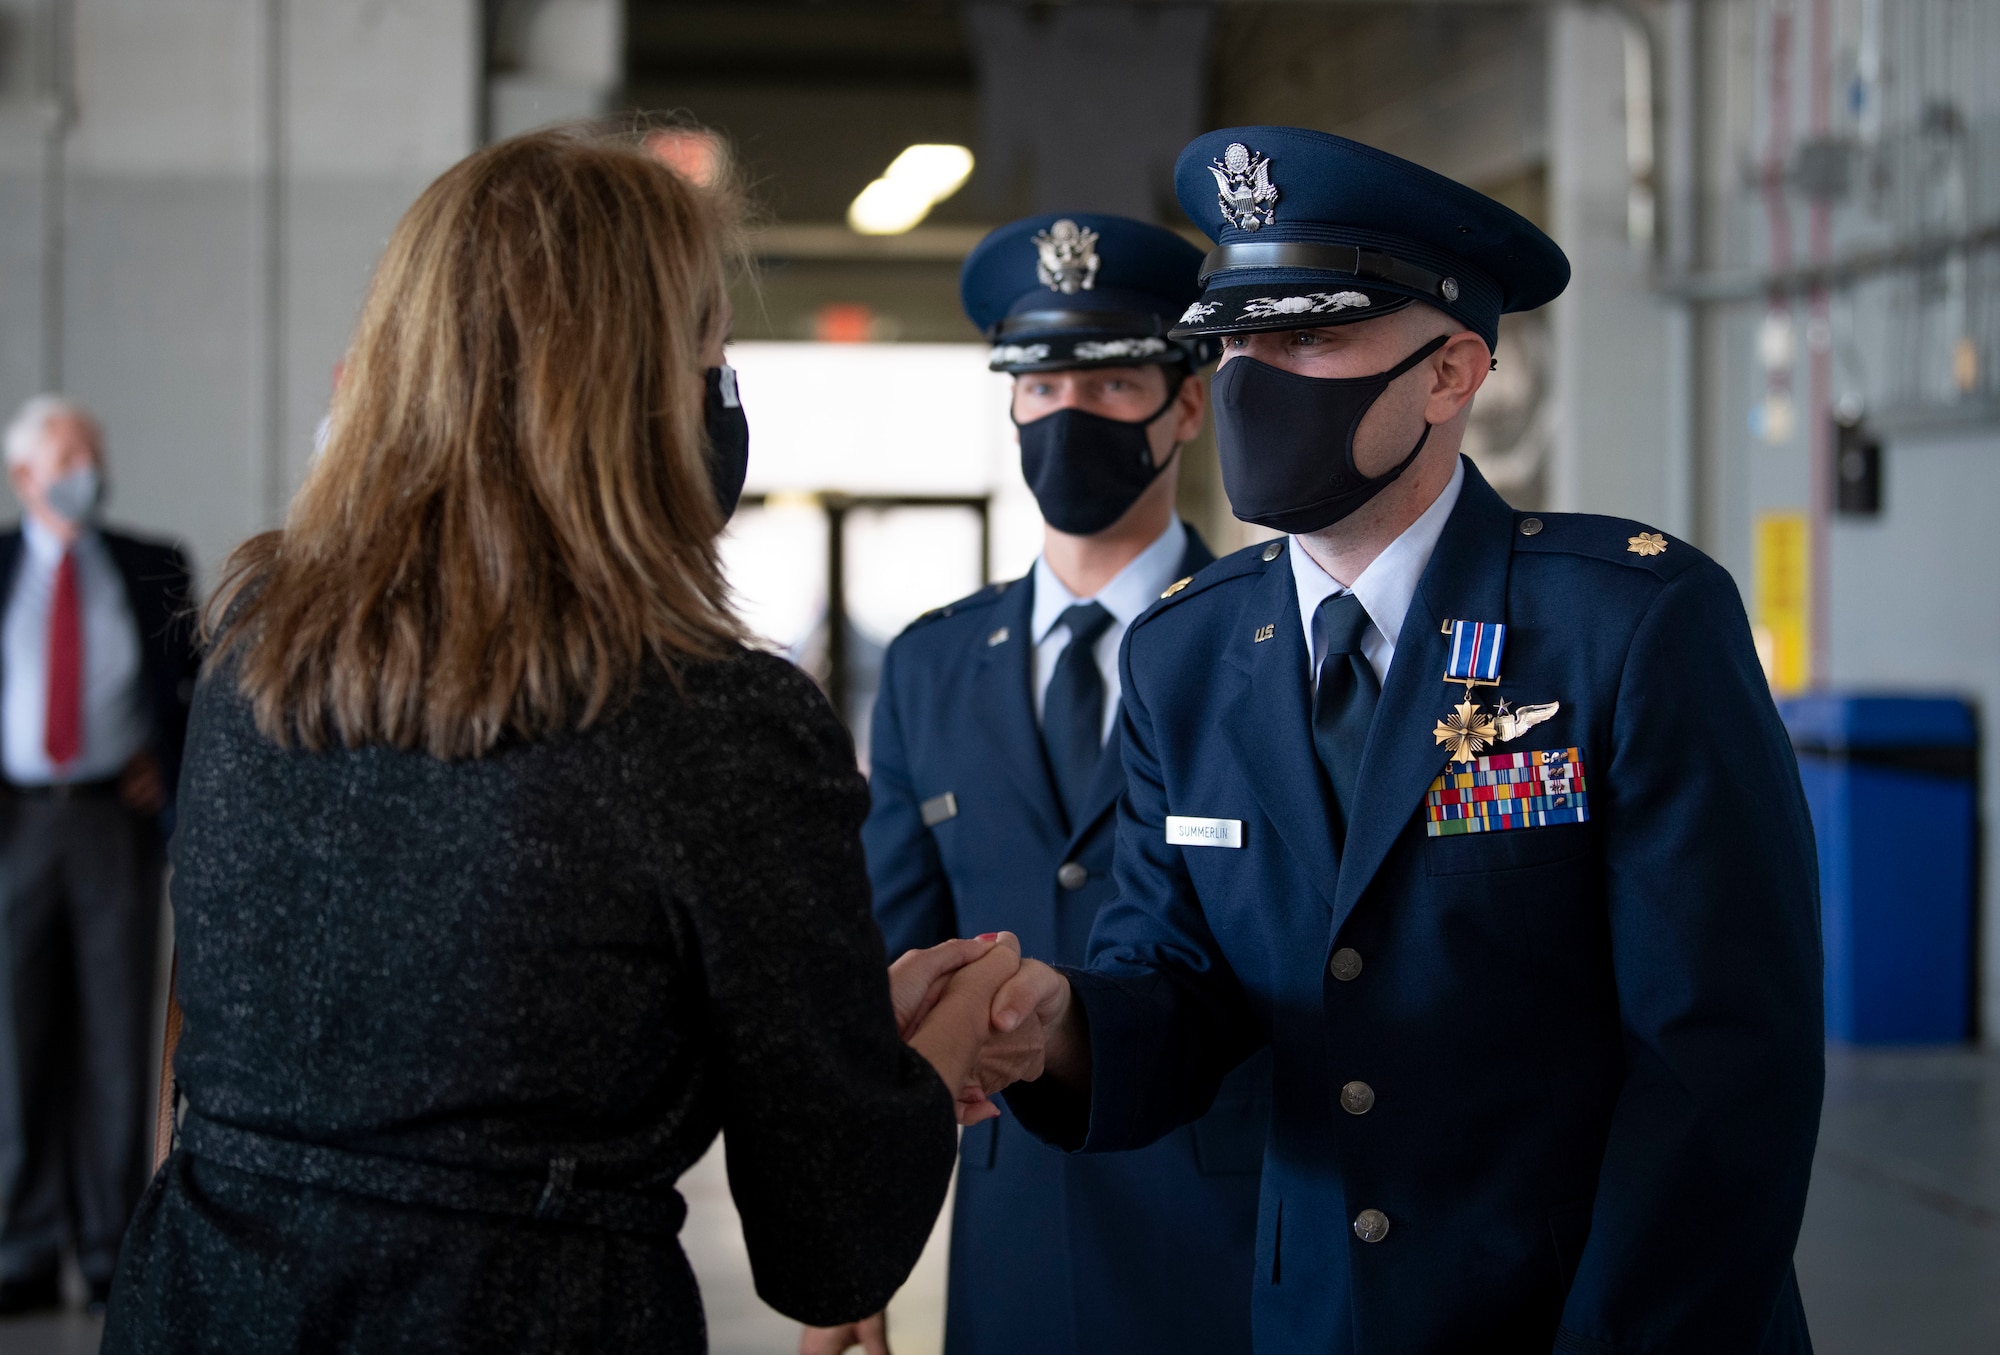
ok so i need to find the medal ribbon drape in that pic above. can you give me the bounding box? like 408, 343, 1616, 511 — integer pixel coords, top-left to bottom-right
46, 548, 82, 766
1042, 601, 1113, 828
1311, 593, 1379, 848
1444, 619, 1506, 684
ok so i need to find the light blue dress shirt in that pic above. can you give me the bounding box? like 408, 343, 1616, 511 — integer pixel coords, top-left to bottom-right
1288, 456, 1465, 692
3, 516, 149, 785
1030, 515, 1189, 744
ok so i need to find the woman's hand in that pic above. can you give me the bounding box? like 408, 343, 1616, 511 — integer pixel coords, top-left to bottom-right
887, 935, 1005, 1041
906, 933, 1022, 1124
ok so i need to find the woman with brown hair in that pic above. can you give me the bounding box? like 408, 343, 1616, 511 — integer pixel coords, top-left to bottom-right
100, 126, 1014, 1353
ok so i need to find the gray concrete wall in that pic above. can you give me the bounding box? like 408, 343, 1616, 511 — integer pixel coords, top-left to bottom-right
0, 0, 476, 581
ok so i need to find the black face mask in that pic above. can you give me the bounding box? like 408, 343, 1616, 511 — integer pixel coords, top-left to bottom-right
1015, 378, 1181, 536
1212, 335, 1449, 535
703, 365, 750, 522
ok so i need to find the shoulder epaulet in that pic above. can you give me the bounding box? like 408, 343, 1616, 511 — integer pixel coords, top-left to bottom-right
1131, 537, 1283, 631
904, 578, 1013, 632
1510, 511, 1703, 580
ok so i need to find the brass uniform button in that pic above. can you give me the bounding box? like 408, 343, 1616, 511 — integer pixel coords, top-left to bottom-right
1519, 517, 1544, 536
1261, 540, 1283, 562
1352, 1209, 1391, 1243
1340, 1081, 1375, 1115
1056, 861, 1089, 890
1328, 948, 1363, 981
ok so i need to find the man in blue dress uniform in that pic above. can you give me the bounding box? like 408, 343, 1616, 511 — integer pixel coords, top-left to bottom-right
805, 214, 1267, 1355
989, 130, 1825, 1353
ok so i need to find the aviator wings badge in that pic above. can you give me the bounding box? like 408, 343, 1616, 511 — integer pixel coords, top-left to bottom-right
1209, 142, 1279, 232
1431, 621, 1562, 764
1034, 219, 1101, 294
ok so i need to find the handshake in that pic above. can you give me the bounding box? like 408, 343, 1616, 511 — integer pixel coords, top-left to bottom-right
890, 933, 1082, 1125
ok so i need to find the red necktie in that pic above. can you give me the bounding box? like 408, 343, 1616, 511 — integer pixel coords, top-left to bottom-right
45, 548, 81, 767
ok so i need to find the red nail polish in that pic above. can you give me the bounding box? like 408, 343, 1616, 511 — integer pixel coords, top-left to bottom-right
976, 932, 1000, 941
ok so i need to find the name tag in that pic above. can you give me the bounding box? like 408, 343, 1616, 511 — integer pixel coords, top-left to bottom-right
1166, 816, 1242, 849
920, 792, 958, 827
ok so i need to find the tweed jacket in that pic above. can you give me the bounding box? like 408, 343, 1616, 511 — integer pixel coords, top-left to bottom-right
104, 648, 957, 1354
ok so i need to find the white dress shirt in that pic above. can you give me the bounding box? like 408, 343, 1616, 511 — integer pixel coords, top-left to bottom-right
1290, 456, 1465, 691
3, 516, 149, 785
1031, 515, 1189, 744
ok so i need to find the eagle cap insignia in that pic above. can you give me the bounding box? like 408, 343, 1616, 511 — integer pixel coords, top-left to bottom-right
1209, 142, 1279, 232
1033, 219, 1101, 294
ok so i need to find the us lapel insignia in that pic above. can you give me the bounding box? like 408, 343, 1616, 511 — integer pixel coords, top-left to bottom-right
1432, 620, 1562, 764
1253, 623, 1275, 643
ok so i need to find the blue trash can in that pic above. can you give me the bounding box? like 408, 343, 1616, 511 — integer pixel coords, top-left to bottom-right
1781, 695, 1976, 1044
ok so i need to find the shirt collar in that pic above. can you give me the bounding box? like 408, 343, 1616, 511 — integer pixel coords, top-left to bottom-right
21, 514, 83, 565
1032, 515, 1188, 643
1289, 455, 1466, 652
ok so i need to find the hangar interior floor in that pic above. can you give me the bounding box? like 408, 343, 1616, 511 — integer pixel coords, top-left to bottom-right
6, 1046, 1995, 1355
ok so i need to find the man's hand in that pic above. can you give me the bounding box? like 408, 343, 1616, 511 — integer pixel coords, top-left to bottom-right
118, 750, 166, 816
992, 957, 1089, 1088
799, 1312, 889, 1355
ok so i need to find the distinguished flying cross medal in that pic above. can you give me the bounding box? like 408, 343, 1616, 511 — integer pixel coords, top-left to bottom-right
1209, 143, 1279, 232
1034, 219, 1101, 294
1432, 620, 1560, 764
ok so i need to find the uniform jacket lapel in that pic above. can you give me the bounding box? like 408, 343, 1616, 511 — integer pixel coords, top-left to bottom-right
971, 577, 1068, 844
1220, 553, 1341, 911
1064, 526, 1217, 854
1329, 464, 1517, 933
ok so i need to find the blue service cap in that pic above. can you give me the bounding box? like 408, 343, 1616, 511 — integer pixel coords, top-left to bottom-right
960, 212, 1219, 374
1168, 127, 1570, 350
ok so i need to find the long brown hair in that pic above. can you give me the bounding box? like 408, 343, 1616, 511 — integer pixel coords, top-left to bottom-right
206, 124, 749, 759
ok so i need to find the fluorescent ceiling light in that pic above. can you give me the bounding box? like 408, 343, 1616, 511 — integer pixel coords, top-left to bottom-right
847, 144, 975, 235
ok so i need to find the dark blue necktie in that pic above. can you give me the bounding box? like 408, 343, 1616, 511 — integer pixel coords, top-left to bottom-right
1043, 601, 1114, 827
1311, 593, 1381, 845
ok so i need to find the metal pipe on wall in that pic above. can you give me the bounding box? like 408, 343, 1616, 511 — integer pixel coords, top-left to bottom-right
39, 0, 75, 394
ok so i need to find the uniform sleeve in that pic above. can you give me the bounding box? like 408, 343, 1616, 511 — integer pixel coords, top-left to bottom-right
677, 661, 957, 1326
1557, 561, 1824, 1351
861, 637, 960, 958
1006, 627, 1264, 1152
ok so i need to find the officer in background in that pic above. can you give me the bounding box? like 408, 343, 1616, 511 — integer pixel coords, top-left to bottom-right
993, 129, 1824, 1353
803, 215, 1266, 1355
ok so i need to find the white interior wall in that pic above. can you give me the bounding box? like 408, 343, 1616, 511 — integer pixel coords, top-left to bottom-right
1825, 427, 2000, 1038
1551, 1, 1999, 1038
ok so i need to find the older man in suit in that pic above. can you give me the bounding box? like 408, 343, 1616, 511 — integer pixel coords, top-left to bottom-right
0, 396, 198, 1315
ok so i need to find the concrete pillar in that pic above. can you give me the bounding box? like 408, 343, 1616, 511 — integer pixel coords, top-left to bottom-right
1546, 3, 1681, 531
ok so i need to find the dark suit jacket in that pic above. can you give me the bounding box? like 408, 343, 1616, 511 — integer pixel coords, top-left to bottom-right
103, 649, 958, 1355
1011, 461, 1824, 1354
866, 526, 1269, 1355
0, 524, 200, 819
